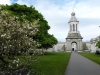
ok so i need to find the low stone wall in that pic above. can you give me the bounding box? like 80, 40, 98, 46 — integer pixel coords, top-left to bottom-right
0, 67, 30, 75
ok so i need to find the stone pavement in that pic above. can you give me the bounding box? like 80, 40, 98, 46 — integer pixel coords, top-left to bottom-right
65, 52, 100, 75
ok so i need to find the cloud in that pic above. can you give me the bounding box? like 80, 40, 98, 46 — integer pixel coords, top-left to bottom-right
74, 1, 100, 18
16, 0, 30, 6
2, 0, 100, 42
80, 24, 100, 41
0, 0, 11, 5
29, 0, 100, 42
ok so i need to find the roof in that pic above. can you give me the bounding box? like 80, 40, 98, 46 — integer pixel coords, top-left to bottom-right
66, 33, 83, 39
68, 12, 79, 23
58, 42, 66, 44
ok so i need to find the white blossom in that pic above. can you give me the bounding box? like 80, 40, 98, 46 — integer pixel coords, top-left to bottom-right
1, 33, 6, 37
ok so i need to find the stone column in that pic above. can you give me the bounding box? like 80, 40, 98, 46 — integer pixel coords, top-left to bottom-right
71, 25, 72, 31
77, 24, 78, 31
70, 25, 71, 31
74, 24, 76, 31
76, 24, 77, 31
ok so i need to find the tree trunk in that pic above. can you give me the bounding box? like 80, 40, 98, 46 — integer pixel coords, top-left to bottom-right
42, 48, 44, 55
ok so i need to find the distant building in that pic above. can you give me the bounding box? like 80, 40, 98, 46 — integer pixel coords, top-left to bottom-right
90, 36, 100, 52
47, 12, 100, 52
46, 42, 66, 52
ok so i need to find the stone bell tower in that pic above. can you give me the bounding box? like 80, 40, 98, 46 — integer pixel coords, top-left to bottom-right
66, 11, 83, 52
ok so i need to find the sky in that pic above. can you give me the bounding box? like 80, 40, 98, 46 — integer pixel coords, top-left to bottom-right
0, 0, 100, 42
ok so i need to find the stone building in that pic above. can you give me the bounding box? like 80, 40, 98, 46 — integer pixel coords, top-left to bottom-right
66, 11, 83, 52
52, 36, 100, 52
52, 42, 66, 52
51, 12, 83, 52
90, 36, 100, 52
48, 12, 99, 52
46, 42, 65, 52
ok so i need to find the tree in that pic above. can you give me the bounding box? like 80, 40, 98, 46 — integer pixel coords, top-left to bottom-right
2, 3, 58, 50
96, 40, 100, 48
62, 44, 66, 51
41, 34, 58, 49
0, 3, 58, 72
83, 43, 88, 50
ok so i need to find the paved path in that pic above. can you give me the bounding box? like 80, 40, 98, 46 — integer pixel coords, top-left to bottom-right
65, 52, 100, 75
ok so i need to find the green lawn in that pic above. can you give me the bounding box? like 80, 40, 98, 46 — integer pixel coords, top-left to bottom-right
0, 52, 71, 75
80, 53, 100, 65
30, 52, 71, 75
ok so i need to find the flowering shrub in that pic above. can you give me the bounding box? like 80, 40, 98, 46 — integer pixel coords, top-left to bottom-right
0, 5, 40, 71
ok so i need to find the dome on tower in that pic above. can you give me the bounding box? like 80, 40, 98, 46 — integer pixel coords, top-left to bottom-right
71, 11, 75, 16
68, 12, 79, 23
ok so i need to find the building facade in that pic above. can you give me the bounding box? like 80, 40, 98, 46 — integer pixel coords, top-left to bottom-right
48, 12, 99, 53
90, 36, 100, 52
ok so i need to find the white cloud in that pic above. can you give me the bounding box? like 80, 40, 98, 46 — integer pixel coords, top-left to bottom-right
80, 24, 100, 41
74, 0, 100, 19
0, 0, 11, 5
31, 0, 100, 42
16, 0, 30, 6
7, 0, 100, 42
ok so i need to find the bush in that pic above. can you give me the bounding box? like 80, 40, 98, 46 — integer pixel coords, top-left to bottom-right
95, 50, 100, 54
29, 50, 34, 55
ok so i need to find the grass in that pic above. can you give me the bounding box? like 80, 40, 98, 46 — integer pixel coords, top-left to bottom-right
0, 52, 71, 75
31, 52, 71, 75
80, 53, 100, 65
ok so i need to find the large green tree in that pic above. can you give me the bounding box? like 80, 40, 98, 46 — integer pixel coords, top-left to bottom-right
2, 3, 58, 49
62, 44, 66, 51
41, 34, 58, 49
